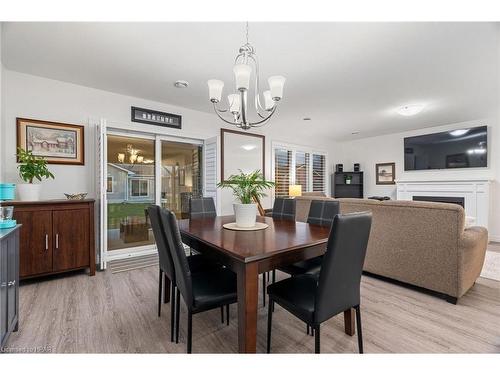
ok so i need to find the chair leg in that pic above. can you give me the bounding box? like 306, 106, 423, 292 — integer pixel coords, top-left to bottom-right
266, 299, 273, 353
170, 284, 176, 343
220, 306, 224, 323
164, 274, 170, 303
314, 325, 320, 354
306, 324, 309, 335
272, 269, 276, 283
175, 289, 181, 344
158, 269, 163, 317
262, 273, 266, 307
187, 310, 193, 354
355, 305, 364, 354
226, 304, 230, 325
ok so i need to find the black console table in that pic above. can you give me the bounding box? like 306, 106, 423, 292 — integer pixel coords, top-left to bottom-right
0, 225, 21, 348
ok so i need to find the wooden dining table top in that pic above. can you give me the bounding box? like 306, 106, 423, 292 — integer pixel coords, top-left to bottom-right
178, 215, 331, 263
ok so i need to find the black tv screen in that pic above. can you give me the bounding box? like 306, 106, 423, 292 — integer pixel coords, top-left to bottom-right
404, 126, 487, 171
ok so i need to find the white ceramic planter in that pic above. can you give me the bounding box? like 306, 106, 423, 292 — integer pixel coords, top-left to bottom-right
17, 183, 41, 201
233, 203, 257, 228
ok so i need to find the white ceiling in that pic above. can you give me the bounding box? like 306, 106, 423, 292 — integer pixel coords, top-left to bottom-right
2, 22, 499, 141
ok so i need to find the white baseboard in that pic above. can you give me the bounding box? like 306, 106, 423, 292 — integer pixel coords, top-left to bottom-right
489, 235, 500, 243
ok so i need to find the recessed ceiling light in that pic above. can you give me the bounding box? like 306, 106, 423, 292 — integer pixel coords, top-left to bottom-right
303, 117, 312, 121
351, 131, 360, 135
174, 80, 189, 88
449, 129, 469, 137
397, 104, 425, 116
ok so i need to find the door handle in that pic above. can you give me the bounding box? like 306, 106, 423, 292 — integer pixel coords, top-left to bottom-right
8, 280, 16, 287
55, 233, 59, 249
45, 234, 49, 250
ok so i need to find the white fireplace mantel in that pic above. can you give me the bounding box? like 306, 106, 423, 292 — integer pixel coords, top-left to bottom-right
396, 179, 491, 229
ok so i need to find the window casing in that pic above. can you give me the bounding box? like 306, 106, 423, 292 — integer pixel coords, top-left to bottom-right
130, 179, 149, 197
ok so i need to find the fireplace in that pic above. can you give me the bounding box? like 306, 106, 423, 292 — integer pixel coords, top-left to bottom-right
413, 196, 465, 208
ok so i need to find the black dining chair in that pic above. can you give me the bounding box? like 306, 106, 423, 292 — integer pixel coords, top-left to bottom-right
266, 211, 372, 354
189, 197, 217, 219
261, 197, 297, 306
161, 207, 238, 353
278, 200, 339, 277
146, 205, 221, 343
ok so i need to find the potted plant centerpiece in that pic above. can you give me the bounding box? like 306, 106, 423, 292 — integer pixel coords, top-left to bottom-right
217, 170, 275, 228
16, 147, 55, 201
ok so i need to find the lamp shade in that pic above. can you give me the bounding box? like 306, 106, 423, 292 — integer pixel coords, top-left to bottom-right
288, 185, 302, 197
263, 90, 274, 111
233, 64, 252, 91
228, 94, 240, 114
268, 75, 286, 100
117, 153, 125, 163
207, 79, 224, 102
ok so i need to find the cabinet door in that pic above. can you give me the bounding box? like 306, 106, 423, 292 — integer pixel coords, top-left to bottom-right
53, 209, 90, 271
14, 210, 53, 277
7, 231, 19, 331
0, 241, 7, 344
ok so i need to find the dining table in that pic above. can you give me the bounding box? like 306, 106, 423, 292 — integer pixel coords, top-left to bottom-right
178, 214, 357, 353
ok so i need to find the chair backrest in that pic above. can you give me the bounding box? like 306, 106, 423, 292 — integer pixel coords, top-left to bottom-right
307, 200, 340, 227
314, 212, 372, 324
189, 197, 217, 219
271, 198, 296, 221
160, 207, 194, 307
146, 206, 175, 280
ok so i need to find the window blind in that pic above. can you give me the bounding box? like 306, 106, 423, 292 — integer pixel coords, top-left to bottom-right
312, 154, 326, 193
274, 148, 292, 197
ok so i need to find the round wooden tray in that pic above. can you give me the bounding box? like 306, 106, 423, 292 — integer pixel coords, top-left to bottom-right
222, 222, 269, 231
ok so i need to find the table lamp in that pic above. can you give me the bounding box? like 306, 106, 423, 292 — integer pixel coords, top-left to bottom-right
289, 185, 302, 197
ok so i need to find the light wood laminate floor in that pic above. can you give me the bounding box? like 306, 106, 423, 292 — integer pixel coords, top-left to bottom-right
6, 262, 500, 353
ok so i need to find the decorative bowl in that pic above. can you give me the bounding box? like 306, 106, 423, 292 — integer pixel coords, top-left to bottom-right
64, 193, 88, 200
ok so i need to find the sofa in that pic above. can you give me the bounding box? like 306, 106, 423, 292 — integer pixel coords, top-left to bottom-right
294, 196, 488, 302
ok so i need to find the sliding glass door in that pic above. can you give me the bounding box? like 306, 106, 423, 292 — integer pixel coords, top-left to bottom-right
160, 140, 203, 219
106, 134, 156, 251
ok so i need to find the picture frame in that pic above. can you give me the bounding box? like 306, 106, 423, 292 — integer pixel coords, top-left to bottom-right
16, 118, 85, 165
131, 106, 182, 129
375, 162, 396, 185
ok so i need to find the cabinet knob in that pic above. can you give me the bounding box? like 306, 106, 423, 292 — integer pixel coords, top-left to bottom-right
55, 233, 59, 249
45, 234, 49, 250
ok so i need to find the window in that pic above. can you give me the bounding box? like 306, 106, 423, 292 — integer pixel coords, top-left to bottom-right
274, 148, 292, 197
130, 179, 149, 197
272, 143, 327, 197
106, 176, 113, 193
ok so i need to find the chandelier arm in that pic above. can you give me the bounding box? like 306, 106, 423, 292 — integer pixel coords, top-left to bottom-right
212, 103, 238, 126
247, 54, 269, 118
247, 105, 277, 127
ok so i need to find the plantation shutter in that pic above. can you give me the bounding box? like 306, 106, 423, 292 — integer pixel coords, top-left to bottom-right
203, 136, 220, 214
295, 151, 310, 192
274, 148, 292, 197
312, 153, 326, 193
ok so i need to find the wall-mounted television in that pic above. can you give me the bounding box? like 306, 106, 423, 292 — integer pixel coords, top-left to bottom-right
404, 126, 488, 171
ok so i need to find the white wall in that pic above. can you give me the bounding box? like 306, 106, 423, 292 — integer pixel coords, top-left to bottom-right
1, 69, 334, 209
334, 119, 500, 240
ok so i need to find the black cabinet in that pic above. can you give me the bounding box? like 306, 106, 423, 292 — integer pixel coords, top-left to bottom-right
331, 171, 364, 198
0, 225, 20, 347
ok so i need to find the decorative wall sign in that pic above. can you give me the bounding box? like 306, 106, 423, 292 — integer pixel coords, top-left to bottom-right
16, 118, 85, 165
131, 106, 182, 129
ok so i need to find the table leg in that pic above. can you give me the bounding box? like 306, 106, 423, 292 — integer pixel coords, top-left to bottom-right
344, 308, 355, 336
237, 262, 259, 353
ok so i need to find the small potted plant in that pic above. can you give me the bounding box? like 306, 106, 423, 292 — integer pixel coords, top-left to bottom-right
16, 147, 55, 201
217, 170, 275, 228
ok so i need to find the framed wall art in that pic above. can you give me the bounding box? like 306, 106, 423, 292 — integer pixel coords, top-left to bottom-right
375, 162, 396, 185
16, 118, 85, 165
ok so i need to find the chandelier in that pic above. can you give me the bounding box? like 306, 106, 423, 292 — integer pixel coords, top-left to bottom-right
207, 23, 285, 130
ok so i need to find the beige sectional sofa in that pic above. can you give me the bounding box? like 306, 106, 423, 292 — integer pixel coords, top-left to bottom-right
295, 196, 488, 302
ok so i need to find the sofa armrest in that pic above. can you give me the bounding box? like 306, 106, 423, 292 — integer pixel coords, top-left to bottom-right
457, 226, 488, 298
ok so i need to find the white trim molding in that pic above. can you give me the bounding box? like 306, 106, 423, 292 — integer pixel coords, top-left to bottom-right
396, 179, 492, 230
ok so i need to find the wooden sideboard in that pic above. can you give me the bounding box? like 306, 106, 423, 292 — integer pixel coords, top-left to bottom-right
7, 200, 95, 279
